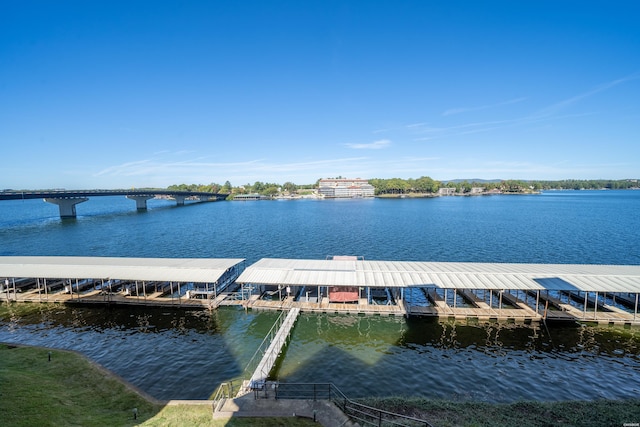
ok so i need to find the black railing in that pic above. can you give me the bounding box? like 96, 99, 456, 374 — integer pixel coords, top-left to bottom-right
273, 382, 433, 427
242, 310, 288, 381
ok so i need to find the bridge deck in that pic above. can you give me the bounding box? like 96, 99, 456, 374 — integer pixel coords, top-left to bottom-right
0, 189, 228, 201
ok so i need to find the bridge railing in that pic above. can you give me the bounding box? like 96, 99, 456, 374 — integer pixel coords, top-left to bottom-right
0, 189, 229, 201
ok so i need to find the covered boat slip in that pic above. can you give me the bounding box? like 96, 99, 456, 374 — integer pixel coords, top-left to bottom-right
236, 258, 640, 324
0, 256, 245, 308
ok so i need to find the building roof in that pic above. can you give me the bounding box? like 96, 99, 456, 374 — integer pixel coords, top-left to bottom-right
0, 256, 245, 283
237, 258, 640, 293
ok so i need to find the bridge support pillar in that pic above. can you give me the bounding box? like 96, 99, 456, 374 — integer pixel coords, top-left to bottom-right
44, 197, 89, 218
173, 195, 186, 206
126, 195, 154, 210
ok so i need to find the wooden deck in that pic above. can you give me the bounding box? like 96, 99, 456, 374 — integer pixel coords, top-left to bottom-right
249, 298, 406, 316
3, 287, 639, 325
3, 290, 214, 309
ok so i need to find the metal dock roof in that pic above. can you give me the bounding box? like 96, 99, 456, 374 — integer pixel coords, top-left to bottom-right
237, 258, 640, 293
0, 256, 245, 283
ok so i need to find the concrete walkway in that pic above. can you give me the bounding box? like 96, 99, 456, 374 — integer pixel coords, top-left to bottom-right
214, 392, 358, 426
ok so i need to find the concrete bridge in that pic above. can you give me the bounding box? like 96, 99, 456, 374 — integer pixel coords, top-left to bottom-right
0, 189, 228, 218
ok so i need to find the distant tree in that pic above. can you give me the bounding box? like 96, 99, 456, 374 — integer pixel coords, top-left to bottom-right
501, 180, 528, 193
388, 178, 409, 194
252, 181, 265, 193
263, 186, 279, 196
282, 182, 297, 193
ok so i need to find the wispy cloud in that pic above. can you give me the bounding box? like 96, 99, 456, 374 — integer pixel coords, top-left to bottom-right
412, 76, 637, 143
443, 97, 528, 116
532, 74, 639, 118
94, 158, 263, 178
89, 152, 451, 188
345, 139, 391, 150
92, 154, 377, 185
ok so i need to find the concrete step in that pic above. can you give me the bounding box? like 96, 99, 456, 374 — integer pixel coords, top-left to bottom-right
216, 396, 354, 426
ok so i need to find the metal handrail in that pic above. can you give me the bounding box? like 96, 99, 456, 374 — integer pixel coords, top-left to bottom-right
211, 381, 238, 413
274, 382, 433, 427
242, 310, 287, 379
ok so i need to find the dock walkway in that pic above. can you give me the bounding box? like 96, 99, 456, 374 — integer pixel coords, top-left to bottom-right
246, 308, 300, 393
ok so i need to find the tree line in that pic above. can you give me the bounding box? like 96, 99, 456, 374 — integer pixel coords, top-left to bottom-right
168, 178, 638, 196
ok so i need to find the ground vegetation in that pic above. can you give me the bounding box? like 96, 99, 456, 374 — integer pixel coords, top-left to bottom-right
167, 178, 638, 197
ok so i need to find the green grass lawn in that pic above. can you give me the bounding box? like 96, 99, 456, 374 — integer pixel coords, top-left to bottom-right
0, 344, 314, 427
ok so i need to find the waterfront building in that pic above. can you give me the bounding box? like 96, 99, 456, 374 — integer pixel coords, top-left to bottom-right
318, 178, 375, 198
233, 193, 270, 201
438, 187, 457, 196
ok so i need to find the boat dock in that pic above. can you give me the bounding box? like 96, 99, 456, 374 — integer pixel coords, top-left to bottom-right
2, 256, 640, 325
235, 258, 640, 325
0, 256, 246, 310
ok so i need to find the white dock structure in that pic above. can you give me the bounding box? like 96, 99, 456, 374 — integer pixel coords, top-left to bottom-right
245, 307, 300, 393
3, 256, 640, 325
0, 256, 245, 307
236, 258, 640, 325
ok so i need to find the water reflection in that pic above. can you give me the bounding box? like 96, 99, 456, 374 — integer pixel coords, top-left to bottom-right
0, 304, 277, 400
2, 304, 640, 402
277, 314, 640, 402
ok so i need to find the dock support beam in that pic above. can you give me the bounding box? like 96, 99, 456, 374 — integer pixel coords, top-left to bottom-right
126, 195, 154, 210
44, 197, 89, 218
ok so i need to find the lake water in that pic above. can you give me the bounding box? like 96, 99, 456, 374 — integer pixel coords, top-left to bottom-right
1, 191, 639, 401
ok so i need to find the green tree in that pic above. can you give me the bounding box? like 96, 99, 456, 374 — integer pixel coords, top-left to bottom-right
263, 186, 279, 196
282, 182, 297, 193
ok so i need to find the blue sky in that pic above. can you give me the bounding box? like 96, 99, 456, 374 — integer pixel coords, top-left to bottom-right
1, 1, 639, 189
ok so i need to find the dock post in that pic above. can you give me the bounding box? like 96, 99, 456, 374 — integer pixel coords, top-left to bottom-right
594, 292, 598, 319
536, 291, 540, 314
635, 294, 638, 321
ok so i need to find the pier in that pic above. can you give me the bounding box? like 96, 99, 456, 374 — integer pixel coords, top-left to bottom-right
2, 256, 640, 325
236, 258, 640, 325
0, 256, 245, 308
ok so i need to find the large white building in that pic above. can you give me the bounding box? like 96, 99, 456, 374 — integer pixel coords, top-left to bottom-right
318, 178, 375, 198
